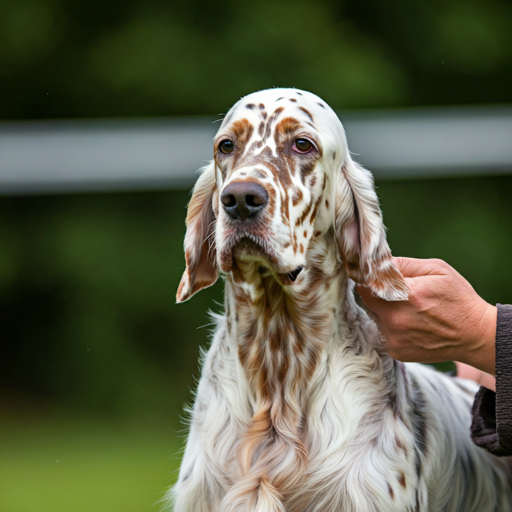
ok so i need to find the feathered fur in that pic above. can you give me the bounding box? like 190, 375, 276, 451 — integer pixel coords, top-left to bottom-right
168, 89, 512, 512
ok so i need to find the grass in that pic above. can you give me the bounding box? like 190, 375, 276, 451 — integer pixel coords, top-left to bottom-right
0, 410, 183, 512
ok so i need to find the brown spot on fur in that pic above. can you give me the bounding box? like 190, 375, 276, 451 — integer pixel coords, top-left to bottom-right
289, 98, 297, 102
246, 103, 255, 110
300, 244, 304, 254
310, 175, 317, 187
398, 472, 406, 488
310, 194, 323, 223
297, 199, 313, 225
227, 118, 255, 168
388, 483, 395, 499
272, 106, 284, 117
258, 103, 265, 110
299, 107, 314, 122
325, 199, 329, 209
292, 189, 303, 206
303, 230, 307, 238
396, 436, 408, 457
315, 231, 321, 237
258, 121, 265, 137
332, 151, 336, 160
318, 102, 325, 108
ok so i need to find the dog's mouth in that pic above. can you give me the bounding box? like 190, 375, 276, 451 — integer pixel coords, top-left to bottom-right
220, 235, 304, 285
287, 266, 303, 282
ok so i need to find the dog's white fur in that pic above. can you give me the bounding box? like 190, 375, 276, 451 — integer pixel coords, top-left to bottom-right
168, 89, 512, 512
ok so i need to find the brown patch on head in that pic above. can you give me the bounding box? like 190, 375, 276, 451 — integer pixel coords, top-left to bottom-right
227, 118, 254, 168
255, 169, 267, 179
315, 231, 321, 237
289, 98, 297, 103
297, 199, 313, 226
303, 230, 307, 238
299, 244, 304, 254
388, 483, 394, 500
249, 140, 263, 151
310, 175, 317, 188
398, 472, 406, 488
258, 103, 265, 111
309, 194, 323, 223
272, 106, 284, 117
299, 107, 314, 122
246, 103, 256, 110
281, 186, 290, 225
292, 188, 303, 206
325, 199, 329, 209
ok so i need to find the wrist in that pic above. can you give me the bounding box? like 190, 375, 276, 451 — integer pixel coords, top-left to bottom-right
464, 303, 497, 375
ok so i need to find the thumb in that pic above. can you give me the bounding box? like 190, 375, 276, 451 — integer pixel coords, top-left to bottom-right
355, 284, 382, 313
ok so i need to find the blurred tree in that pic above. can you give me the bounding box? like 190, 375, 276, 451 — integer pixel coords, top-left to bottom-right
0, 0, 511, 120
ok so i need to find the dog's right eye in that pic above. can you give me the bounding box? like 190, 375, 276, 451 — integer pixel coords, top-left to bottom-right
219, 140, 235, 154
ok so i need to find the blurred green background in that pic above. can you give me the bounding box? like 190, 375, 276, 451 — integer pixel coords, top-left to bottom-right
1, 0, 511, 511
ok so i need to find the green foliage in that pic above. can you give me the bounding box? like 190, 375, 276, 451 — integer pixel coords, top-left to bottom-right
1, 0, 512, 119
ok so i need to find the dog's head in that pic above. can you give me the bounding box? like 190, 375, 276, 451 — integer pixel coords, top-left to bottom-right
177, 88, 408, 303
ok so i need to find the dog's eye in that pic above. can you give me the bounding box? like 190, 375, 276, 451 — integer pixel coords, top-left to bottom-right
293, 138, 313, 154
219, 139, 235, 154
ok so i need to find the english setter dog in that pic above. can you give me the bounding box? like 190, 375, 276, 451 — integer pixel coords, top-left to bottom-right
168, 89, 512, 512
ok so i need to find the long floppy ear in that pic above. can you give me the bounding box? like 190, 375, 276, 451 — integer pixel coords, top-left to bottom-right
335, 156, 408, 301
176, 162, 218, 303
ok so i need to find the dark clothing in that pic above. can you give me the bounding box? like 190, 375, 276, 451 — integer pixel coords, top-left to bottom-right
471, 304, 512, 456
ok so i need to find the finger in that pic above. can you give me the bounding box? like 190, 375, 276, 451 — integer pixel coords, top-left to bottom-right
393, 257, 450, 278
355, 284, 392, 315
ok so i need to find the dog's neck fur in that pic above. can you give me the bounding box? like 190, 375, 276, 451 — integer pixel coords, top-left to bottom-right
221, 231, 388, 503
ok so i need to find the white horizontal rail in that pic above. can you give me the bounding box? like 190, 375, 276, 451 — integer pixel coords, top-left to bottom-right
0, 106, 511, 194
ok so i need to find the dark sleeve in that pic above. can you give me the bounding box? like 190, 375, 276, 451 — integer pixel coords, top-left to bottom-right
470, 303, 512, 456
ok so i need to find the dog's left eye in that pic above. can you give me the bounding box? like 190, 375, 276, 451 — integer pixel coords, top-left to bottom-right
293, 138, 313, 154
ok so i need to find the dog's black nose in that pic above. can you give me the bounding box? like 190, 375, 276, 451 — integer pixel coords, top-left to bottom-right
221, 181, 268, 221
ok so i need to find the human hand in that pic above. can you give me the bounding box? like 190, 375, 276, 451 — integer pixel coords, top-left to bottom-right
356, 257, 497, 375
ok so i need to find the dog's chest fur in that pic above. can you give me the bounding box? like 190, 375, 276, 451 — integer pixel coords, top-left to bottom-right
186, 250, 421, 511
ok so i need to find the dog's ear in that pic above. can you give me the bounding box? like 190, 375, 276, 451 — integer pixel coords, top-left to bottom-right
334, 156, 408, 301
176, 162, 218, 303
